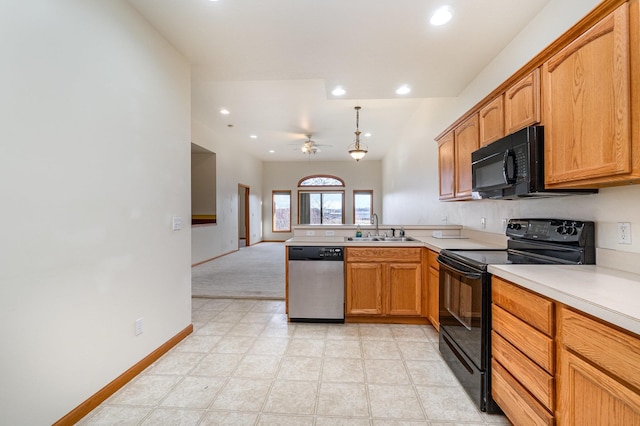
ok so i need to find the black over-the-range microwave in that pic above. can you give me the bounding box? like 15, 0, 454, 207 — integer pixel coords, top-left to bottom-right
471, 126, 597, 199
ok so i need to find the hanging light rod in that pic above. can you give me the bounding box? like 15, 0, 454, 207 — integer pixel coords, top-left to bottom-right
348, 106, 368, 161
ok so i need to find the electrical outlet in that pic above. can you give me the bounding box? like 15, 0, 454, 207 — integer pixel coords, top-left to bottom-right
502, 218, 508, 229
325, 230, 335, 236
481, 217, 486, 229
305, 230, 315, 236
617, 222, 632, 244
442, 215, 448, 225
135, 317, 144, 336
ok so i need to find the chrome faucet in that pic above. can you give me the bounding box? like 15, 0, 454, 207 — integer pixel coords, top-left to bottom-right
371, 213, 379, 236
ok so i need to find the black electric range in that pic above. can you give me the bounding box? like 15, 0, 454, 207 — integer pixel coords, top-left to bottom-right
436, 218, 595, 413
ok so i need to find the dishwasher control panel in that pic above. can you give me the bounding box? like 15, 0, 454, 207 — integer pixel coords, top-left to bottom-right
288, 246, 344, 261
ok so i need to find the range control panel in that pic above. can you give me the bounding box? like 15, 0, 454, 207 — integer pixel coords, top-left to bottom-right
506, 219, 594, 244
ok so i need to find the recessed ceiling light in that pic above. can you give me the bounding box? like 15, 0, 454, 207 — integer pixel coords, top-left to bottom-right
269, 150, 275, 154
364, 132, 372, 138
331, 86, 346, 96
250, 134, 257, 139
430, 6, 453, 26
220, 108, 230, 115
396, 85, 411, 95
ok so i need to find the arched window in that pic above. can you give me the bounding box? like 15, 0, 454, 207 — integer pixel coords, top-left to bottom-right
298, 175, 345, 187
298, 175, 345, 224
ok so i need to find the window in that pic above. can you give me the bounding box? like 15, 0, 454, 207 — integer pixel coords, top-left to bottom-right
297, 175, 346, 225
353, 190, 373, 225
298, 175, 345, 187
272, 191, 291, 232
298, 191, 344, 224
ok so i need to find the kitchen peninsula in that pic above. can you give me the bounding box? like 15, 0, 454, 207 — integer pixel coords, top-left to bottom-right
286, 223, 640, 424
285, 224, 507, 326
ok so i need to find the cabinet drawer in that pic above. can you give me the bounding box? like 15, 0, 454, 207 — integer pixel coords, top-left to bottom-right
492, 331, 554, 411
559, 306, 640, 390
427, 249, 439, 270
492, 277, 554, 336
346, 247, 421, 263
492, 304, 554, 373
492, 359, 554, 426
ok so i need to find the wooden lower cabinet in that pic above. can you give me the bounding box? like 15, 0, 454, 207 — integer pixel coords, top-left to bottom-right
345, 247, 424, 322
345, 262, 383, 315
491, 277, 555, 425
427, 249, 439, 330
492, 277, 640, 425
557, 306, 640, 425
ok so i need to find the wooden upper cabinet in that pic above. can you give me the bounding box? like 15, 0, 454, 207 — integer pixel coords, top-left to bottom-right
505, 69, 541, 134
454, 113, 480, 199
480, 95, 505, 146
543, 4, 634, 188
437, 130, 455, 200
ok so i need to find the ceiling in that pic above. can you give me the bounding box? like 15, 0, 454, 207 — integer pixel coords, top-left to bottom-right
128, 0, 552, 161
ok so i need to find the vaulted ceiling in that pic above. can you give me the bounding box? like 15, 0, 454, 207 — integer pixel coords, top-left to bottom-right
128, 0, 552, 161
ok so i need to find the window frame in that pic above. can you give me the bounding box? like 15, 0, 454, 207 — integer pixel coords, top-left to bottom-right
272, 190, 292, 233
297, 190, 345, 225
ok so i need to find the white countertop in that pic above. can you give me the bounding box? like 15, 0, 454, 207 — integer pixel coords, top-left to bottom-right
285, 228, 640, 335
488, 264, 640, 336
284, 235, 506, 251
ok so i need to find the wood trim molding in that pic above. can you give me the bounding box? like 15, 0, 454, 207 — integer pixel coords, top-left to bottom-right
192, 249, 238, 267
53, 324, 194, 426
435, 0, 628, 141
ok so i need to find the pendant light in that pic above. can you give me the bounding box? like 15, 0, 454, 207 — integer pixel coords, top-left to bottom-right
348, 106, 368, 161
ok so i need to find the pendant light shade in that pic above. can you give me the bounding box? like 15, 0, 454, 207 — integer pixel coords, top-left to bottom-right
348, 106, 368, 161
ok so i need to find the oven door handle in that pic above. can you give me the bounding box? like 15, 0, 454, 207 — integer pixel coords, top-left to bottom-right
437, 257, 483, 280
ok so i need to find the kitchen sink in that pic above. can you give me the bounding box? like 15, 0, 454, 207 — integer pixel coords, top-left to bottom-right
344, 236, 419, 243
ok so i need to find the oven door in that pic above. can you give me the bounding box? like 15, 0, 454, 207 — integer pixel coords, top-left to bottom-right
472, 148, 517, 195
437, 256, 488, 370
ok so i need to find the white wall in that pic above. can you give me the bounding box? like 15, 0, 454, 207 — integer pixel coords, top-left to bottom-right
191, 120, 264, 264
262, 160, 383, 240
0, 1, 192, 424
384, 0, 640, 255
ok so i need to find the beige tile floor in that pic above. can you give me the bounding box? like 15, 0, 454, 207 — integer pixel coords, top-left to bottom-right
81, 299, 510, 425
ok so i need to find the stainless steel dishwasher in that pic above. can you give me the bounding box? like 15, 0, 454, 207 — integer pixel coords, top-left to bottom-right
287, 246, 345, 323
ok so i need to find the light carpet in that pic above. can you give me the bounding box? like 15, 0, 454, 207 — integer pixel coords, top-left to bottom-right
192, 242, 286, 299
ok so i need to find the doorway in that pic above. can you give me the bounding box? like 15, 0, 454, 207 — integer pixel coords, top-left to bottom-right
238, 184, 250, 248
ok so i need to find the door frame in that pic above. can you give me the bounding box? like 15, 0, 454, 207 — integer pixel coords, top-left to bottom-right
238, 184, 250, 247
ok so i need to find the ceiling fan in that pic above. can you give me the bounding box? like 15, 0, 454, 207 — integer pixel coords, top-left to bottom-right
298, 135, 331, 156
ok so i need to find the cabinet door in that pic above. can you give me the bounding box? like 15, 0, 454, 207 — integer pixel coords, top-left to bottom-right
558, 349, 640, 425
438, 130, 455, 200
427, 250, 439, 329
346, 262, 383, 315
428, 267, 439, 330
479, 95, 504, 146
505, 69, 540, 134
387, 263, 422, 316
454, 113, 479, 198
543, 4, 631, 187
